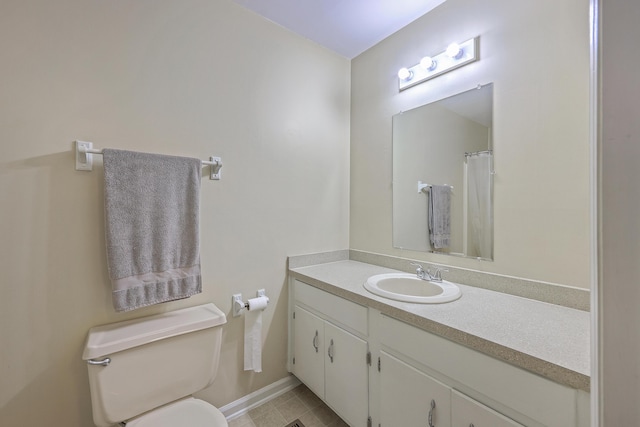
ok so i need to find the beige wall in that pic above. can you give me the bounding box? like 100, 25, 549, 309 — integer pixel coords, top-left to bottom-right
601, 0, 640, 423
350, 0, 591, 288
0, 0, 350, 425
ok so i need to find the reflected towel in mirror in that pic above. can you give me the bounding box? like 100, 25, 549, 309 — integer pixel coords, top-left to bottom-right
428, 185, 451, 249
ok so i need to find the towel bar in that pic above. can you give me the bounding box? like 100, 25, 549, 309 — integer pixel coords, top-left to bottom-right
75, 140, 223, 180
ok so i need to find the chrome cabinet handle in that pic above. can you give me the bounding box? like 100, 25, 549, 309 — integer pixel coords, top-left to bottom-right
428, 399, 436, 427
312, 330, 319, 353
328, 339, 334, 363
87, 357, 111, 366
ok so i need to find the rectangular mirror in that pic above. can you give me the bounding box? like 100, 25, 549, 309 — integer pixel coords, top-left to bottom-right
393, 83, 494, 260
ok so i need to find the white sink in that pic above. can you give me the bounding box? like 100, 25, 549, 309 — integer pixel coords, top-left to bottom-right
364, 273, 462, 304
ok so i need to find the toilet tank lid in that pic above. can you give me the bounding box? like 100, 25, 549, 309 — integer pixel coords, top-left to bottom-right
82, 303, 226, 360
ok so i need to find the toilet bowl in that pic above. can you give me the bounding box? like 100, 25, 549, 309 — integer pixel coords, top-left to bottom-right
82, 303, 228, 427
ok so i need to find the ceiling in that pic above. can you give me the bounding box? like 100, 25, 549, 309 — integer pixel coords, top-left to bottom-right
231, 0, 446, 59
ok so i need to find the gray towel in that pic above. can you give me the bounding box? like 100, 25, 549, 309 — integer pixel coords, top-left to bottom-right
428, 185, 451, 249
103, 149, 202, 312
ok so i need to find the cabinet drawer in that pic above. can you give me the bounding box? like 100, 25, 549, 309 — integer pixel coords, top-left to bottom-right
380, 315, 576, 427
294, 280, 367, 335
452, 390, 524, 427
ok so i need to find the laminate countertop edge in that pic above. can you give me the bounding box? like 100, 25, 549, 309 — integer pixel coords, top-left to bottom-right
289, 260, 590, 392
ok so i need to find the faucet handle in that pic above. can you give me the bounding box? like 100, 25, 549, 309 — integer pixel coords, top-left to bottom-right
410, 262, 425, 273
430, 266, 449, 281
410, 262, 426, 279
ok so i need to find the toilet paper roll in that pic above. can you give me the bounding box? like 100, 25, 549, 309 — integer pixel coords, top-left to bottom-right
247, 296, 269, 311
244, 296, 268, 373
244, 309, 262, 372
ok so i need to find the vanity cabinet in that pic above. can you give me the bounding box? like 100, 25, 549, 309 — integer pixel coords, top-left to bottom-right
289, 278, 588, 427
291, 280, 369, 427
379, 351, 523, 427
380, 315, 579, 427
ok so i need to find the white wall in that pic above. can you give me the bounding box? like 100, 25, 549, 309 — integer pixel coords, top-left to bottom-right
350, 0, 591, 288
601, 0, 640, 423
0, 0, 350, 424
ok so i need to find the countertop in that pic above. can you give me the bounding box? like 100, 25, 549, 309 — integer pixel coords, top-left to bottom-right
289, 260, 590, 391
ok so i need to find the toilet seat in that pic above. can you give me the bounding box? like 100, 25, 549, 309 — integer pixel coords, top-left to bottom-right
126, 397, 228, 427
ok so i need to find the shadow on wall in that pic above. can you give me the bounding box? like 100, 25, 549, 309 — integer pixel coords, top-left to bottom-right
199, 274, 291, 407
0, 150, 112, 424
0, 358, 94, 425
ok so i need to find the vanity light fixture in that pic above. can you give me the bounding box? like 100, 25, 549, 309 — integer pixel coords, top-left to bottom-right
398, 37, 479, 91
420, 56, 436, 71
445, 42, 463, 59
397, 67, 413, 81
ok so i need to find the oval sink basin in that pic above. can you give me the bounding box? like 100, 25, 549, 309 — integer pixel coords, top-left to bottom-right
364, 273, 461, 304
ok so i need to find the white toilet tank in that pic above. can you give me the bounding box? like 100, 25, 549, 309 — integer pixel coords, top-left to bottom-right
82, 303, 227, 427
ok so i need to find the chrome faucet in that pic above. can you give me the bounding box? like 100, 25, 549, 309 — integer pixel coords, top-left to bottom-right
410, 262, 449, 282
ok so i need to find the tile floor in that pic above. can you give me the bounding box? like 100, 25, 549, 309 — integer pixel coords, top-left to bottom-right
228, 384, 349, 427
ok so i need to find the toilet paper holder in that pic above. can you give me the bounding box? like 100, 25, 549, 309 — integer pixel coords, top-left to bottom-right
232, 289, 269, 317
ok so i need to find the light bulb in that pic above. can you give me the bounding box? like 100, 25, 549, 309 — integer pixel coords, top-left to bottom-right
446, 42, 462, 59
397, 67, 413, 81
420, 56, 436, 71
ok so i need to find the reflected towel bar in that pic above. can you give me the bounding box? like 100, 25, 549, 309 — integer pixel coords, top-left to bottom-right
418, 181, 453, 193
75, 140, 223, 180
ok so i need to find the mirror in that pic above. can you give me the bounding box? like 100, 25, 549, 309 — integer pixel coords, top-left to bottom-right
393, 83, 493, 260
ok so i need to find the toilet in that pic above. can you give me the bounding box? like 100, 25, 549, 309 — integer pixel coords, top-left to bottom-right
82, 303, 228, 427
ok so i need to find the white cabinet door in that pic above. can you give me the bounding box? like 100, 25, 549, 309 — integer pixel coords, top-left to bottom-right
379, 351, 451, 427
325, 322, 369, 427
451, 390, 524, 427
380, 315, 577, 427
292, 305, 325, 398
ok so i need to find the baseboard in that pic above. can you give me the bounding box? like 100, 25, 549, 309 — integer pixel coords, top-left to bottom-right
220, 375, 302, 420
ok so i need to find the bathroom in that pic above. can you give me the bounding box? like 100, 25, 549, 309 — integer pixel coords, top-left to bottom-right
0, 0, 636, 425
